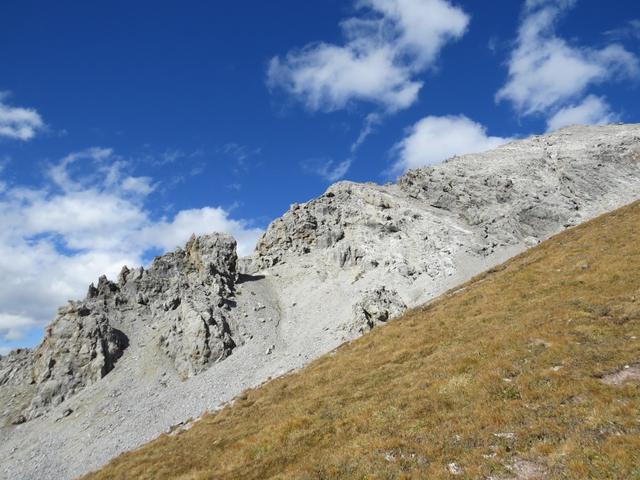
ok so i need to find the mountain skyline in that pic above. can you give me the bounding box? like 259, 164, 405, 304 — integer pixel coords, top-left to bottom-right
1, 0, 640, 353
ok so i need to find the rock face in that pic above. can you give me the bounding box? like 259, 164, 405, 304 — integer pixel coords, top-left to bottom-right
1, 124, 640, 480
0, 349, 35, 425
351, 287, 407, 333
256, 125, 640, 278
113, 232, 239, 380
27, 305, 128, 420
115, 233, 239, 380
1, 233, 240, 424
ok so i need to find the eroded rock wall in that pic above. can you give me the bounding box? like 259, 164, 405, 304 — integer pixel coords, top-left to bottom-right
1, 233, 241, 423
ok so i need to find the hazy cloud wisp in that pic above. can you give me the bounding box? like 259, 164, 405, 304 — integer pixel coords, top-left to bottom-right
546, 94, 619, 131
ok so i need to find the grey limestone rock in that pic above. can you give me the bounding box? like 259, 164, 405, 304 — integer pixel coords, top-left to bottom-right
352, 287, 407, 333
119, 233, 239, 378
2, 232, 241, 423
26, 305, 128, 420
0, 349, 36, 426
252, 125, 640, 286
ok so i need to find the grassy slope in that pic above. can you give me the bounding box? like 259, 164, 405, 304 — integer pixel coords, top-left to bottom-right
88, 202, 640, 480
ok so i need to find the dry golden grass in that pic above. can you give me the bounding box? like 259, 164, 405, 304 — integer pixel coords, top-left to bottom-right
87, 202, 640, 479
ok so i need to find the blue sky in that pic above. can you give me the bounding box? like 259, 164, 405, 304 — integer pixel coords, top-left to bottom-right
1, 0, 639, 353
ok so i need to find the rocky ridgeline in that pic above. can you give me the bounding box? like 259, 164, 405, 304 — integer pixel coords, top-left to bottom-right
397, 130, 640, 251
255, 180, 463, 284
256, 126, 640, 274
1, 124, 640, 480
0, 233, 240, 425
4, 125, 640, 425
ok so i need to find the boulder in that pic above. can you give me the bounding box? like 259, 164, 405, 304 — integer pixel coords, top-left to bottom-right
352, 287, 407, 333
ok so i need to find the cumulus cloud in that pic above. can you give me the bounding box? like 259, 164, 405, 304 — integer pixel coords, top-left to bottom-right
546, 95, 618, 131
497, 0, 639, 121
391, 115, 511, 173
267, 0, 469, 113
140, 207, 262, 254
0, 314, 38, 342
0, 92, 45, 141
0, 148, 263, 350
121, 176, 155, 195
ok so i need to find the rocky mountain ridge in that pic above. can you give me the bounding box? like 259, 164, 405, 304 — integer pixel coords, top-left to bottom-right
1, 124, 639, 480
1, 234, 242, 425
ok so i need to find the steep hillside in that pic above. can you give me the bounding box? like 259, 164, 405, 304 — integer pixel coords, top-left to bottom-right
1, 124, 639, 480
88, 200, 640, 480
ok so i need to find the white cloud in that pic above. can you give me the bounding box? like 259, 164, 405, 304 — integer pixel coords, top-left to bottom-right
121, 176, 155, 195
268, 0, 469, 113
0, 148, 263, 350
546, 95, 618, 131
0, 92, 45, 141
48, 147, 114, 191
0, 314, 37, 342
140, 207, 262, 255
497, 0, 639, 118
391, 115, 511, 173
268, 44, 421, 113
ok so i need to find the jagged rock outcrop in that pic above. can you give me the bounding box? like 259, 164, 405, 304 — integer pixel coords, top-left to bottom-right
1, 233, 241, 423
0, 349, 36, 426
254, 180, 459, 282
351, 287, 407, 333
2, 124, 640, 480
0, 349, 33, 390
255, 195, 346, 267
129, 233, 239, 378
26, 305, 128, 420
